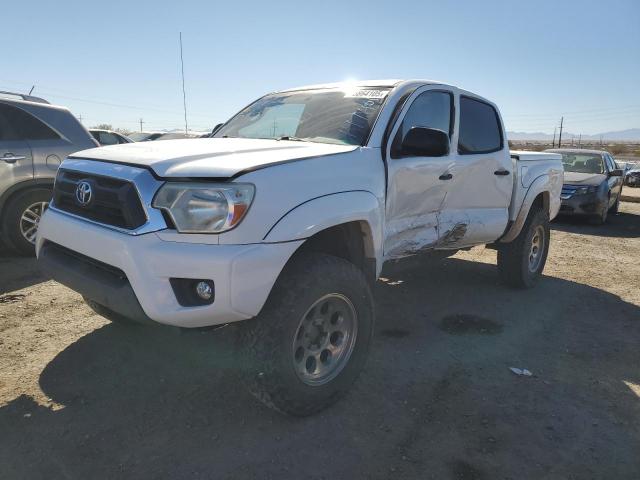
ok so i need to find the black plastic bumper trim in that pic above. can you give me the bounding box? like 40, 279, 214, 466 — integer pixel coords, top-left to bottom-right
38, 242, 155, 326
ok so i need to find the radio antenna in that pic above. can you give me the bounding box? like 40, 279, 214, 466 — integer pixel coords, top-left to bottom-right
179, 32, 188, 134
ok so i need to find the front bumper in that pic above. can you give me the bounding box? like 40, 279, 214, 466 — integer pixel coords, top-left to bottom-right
36, 208, 302, 328
559, 192, 605, 216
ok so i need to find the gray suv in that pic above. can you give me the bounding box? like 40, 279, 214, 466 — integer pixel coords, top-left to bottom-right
0, 92, 97, 254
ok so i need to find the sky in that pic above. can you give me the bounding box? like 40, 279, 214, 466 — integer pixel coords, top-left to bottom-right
2, 0, 639, 135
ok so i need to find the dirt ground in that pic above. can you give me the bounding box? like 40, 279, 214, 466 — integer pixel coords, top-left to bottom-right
1, 201, 639, 480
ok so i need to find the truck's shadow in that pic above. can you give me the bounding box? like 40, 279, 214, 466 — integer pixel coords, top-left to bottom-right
0, 252, 49, 295
1, 257, 640, 479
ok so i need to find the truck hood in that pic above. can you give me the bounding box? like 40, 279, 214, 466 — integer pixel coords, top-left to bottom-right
563, 171, 606, 186
69, 138, 358, 178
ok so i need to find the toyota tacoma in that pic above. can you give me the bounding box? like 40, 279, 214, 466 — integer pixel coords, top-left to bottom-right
36, 80, 563, 415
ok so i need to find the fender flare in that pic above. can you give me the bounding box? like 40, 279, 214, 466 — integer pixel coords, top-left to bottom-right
500, 174, 555, 243
263, 190, 384, 274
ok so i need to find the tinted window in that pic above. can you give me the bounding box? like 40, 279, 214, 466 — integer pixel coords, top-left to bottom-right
0, 104, 59, 141
458, 97, 503, 154
0, 105, 20, 141
392, 90, 452, 158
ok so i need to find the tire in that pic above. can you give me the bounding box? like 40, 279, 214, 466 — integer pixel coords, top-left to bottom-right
609, 194, 620, 215
497, 207, 550, 289
590, 198, 609, 225
1, 188, 52, 256
236, 252, 374, 416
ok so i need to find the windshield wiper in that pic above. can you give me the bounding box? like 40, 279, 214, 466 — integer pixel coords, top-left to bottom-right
276, 136, 308, 142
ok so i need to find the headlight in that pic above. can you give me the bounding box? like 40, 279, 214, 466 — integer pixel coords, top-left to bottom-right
153, 183, 255, 233
574, 185, 597, 195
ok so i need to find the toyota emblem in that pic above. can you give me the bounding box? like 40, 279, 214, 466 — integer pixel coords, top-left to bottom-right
75, 180, 93, 206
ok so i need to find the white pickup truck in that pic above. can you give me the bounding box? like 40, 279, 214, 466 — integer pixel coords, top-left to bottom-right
37, 80, 563, 415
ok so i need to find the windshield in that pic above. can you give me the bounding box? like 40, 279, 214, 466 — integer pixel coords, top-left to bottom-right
214, 87, 391, 146
560, 153, 605, 174
128, 132, 154, 142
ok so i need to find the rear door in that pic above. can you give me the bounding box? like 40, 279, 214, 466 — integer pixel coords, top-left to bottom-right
438, 95, 512, 247
6, 104, 70, 180
383, 86, 455, 258
0, 103, 34, 197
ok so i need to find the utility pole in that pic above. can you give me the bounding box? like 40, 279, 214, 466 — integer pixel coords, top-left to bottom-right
139, 118, 144, 132
558, 116, 564, 148
179, 32, 188, 134
552, 127, 556, 148
578, 134, 581, 147
78, 114, 83, 123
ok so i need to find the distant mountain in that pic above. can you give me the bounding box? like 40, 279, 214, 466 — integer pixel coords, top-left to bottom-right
507, 128, 640, 142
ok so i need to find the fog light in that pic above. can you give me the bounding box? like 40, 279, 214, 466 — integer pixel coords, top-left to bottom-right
196, 281, 213, 300
169, 278, 215, 306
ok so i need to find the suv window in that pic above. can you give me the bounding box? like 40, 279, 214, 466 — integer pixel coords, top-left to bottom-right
0, 105, 20, 141
392, 90, 452, 158
458, 96, 503, 154
0, 104, 59, 141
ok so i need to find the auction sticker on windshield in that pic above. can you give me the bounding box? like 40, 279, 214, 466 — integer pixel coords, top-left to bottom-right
344, 89, 389, 99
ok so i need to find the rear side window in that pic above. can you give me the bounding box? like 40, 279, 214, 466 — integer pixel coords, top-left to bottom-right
0, 105, 20, 141
458, 96, 503, 154
0, 104, 60, 141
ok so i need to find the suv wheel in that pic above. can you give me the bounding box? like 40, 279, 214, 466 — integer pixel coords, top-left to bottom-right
237, 252, 374, 416
1, 188, 51, 256
497, 207, 550, 288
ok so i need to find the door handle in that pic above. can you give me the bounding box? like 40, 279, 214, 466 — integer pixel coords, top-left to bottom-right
494, 169, 510, 176
439, 173, 453, 181
2, 153, 26, 164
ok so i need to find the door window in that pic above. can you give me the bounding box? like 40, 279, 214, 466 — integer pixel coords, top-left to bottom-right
0, 104, 60, 141
458, 97, 503, 154
0, 105, 20, 141
604, 154, 616, 172
391, 90, 452, 158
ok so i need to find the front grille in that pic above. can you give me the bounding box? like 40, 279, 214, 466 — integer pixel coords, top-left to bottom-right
561, 185, 577, 200
53, 169, 147, 230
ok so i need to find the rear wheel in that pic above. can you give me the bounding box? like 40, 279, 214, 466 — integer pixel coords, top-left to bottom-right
1, 188, 51, 256
497, 207, 550, 288
236, 252, 374, 416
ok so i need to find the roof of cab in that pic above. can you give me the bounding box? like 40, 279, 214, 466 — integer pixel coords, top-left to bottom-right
278, 79, 458, 92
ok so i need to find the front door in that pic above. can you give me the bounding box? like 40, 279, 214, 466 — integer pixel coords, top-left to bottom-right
383, 87, 455, 259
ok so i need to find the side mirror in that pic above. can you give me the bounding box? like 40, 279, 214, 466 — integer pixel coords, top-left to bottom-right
401, 127, 450, 157
610, 169, 623, 177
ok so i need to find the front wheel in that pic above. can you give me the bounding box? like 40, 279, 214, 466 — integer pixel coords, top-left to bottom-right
497, 208, 550, 288
609, 193, 620, 215
236, 252, 374, 416
1, 188, 51, 256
